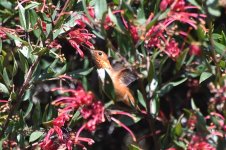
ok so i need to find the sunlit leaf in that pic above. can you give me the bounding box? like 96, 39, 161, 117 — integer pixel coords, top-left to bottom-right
0, 82, 9, 94
94, 0, 107, 19
137, 90, 146, 109
29, 131, 44, 143
199, 72, 212, 84
18, 2, 27, 30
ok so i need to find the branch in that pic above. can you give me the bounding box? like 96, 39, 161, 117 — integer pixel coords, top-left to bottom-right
0, 56, 41, 138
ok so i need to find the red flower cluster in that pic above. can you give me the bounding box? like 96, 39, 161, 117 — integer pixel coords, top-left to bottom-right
40, 81, 105, 150
83, 7, 140, 44
187, 134, 215, 150
145, 0, 205, 59
39, 75, 138, 149
68, 26, 96, 58
0, 26, 20, 40
81, 101, 105, 131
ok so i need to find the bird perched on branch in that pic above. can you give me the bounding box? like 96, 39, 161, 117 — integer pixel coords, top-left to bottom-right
90, 50, 138, 107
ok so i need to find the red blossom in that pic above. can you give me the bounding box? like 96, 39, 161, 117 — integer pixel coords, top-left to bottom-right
47, 40, 62, 49
145, 0, 205, 59
187, 134, 216, 150
189, 43, 201, 56
40, 78, 104, 150
40, 75, 138, 149
0, 27, 18, 40
165, 39, 180, 58
68, 28, 95, 57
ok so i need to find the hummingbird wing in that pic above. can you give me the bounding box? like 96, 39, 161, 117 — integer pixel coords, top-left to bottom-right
117, 69, 138, 86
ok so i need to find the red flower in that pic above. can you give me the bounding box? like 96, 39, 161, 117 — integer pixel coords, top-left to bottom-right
189, 43, 201, 56
40, 77, 104, 150
68, 28, 95, 57
165, 39, 180, 58
145, 0, 205, 59
187, 134, 215, 150
81, 101, 105, 131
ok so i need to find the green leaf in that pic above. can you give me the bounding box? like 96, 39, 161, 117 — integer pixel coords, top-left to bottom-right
0, 82, 9, 94
214, 41, 226, 55
173, 140, 186, 149
137, 8, 146, 24
108, 8, 124, 33
176, 49, 189, 71
2, 68, 11, 87
42, 104, 55, 122
0, 0, 12, 9
150, 94, 159, 116
18, 52, 29, 73
191, 98, 198, 110
69, 110, 81, 127
195, 111, 209, 133
146, 13, 159, 30
29, 131, 44, 143
147, 60, 155, 82
24, 2, 40, 9
219, 60, 226, 69
199, 72, 212, 83
158, 78, 187, 96
94, 0, 107, 19
5, 32, 27, 45
32, 102, 42, 128
197, 25, 206, 41
18, 2, 27, 30
19, 46, 30, 58
11, 56, 18, 77
23, 101, 33, 119
128, 144, 142, 150
187, 0, 200, 7
29, 10, 38, 27
174, 122, 182, 136
0, 38, 2, 53
137, 90, 146, 109
68, 67, 94, 77
207, 7, 221, 17
221, 31, 226, 45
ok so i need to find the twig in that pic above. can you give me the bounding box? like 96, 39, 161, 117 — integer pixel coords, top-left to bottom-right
53, 0, 70, 25
0, 56, 41, 138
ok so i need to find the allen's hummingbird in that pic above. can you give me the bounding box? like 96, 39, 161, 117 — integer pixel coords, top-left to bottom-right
91, 50, 137, 106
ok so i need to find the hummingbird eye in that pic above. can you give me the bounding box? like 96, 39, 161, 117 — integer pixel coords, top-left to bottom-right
98, 52, 103, 56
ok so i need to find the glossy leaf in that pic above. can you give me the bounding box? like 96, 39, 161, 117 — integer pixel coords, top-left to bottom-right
199, 72, 212, 84
18, 3, 27, 30
94, 0, 107, 19
137, 90, 146, 109
0, 82, 9, 94
29, 131, 44, 143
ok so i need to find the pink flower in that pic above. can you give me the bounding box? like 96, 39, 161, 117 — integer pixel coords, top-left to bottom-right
0, 100, 8, 103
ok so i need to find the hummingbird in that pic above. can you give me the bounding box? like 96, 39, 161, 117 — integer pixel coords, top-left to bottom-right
90, 50, 137, 107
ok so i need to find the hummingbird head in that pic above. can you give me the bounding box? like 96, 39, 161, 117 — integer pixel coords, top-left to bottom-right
91, 50, 112, 69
